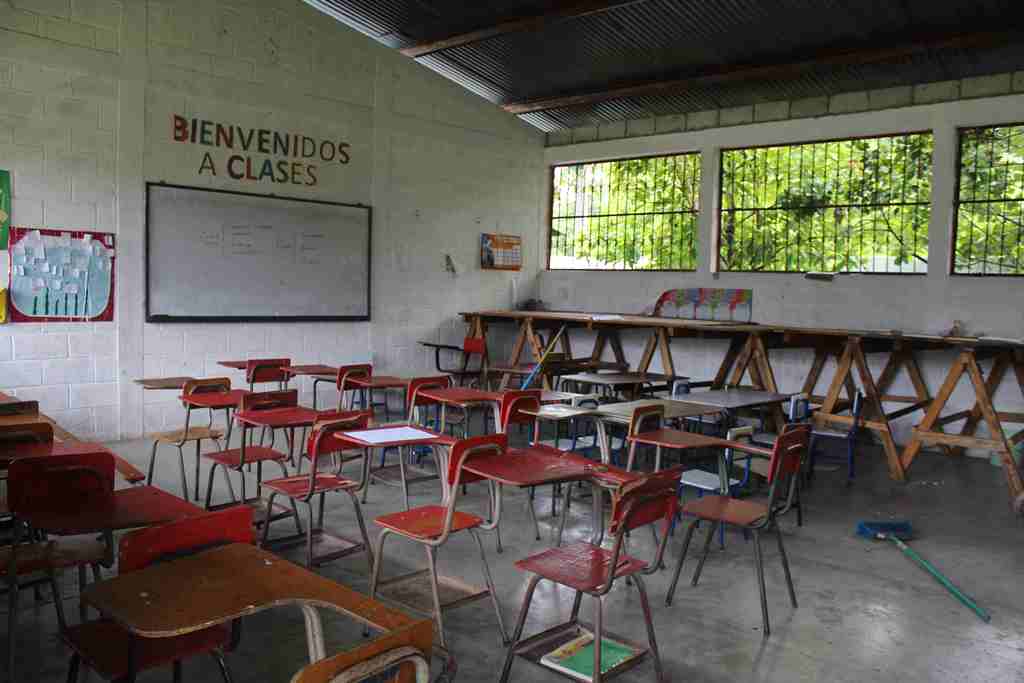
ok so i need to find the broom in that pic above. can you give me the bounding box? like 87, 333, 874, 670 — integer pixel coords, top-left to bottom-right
856, 520, 990, 622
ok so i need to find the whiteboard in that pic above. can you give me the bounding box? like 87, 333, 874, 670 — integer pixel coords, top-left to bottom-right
146, 184, 370, 322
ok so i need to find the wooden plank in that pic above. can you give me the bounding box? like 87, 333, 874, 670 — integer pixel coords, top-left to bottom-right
399, 0, 651, 58
850, 337, 905, 480
885, 400, 931, 421
934, 410, 972, 427
608, 330, 628, 367
712, 336, 745, 389
801, 349, 828, 396
900, 353, 966, 470
499, 320, 529, 390
963, 351, 1024, 501
997, 411, 1024, 424
502, 30, 1021, 115
657, 328, 675, 376
911, 429, 1002, 450
952, 351, 1009, 456
880, 394, 921, 403
637, 331, 658, 373
820, 342, 854, 415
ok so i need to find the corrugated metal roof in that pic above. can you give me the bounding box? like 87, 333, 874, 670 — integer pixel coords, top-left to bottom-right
303, 0, 1024, 130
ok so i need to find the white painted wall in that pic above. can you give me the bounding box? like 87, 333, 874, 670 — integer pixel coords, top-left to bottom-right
539, 95, 1024, 445
1, 0, 544, 439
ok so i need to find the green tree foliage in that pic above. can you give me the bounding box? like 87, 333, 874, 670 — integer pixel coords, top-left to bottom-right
955, 125, 1024, 274
550, 154, 700, 270
719, 133, 932, 273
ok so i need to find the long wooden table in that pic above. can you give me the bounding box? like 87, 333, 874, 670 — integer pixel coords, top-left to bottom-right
463, 310, 1024, 514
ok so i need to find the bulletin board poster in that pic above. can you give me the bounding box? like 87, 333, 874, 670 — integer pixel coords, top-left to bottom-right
481, 233, 522, 271
0, 170, 10, 247
7, 228, 115, 323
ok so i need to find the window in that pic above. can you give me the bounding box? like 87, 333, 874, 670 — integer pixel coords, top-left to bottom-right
954, 124, 1024, 275
549, 153, 700, 270
719, 132, 933, 273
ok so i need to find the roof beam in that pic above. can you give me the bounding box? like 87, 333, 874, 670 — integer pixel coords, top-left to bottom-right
501, 30, 1020, 115
399, 0, 653, 59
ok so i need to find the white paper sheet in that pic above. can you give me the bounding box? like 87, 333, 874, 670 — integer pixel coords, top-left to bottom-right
343, 426, 437, 445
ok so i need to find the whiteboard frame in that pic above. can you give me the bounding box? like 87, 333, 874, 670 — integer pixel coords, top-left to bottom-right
145, 182, 372, 323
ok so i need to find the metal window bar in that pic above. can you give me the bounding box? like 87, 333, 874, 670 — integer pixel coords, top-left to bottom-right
954, 123, 1024, 275
719, 132, 933, 274
549, 152, 700, 271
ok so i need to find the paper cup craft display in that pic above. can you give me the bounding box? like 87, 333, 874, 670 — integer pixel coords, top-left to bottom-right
8, 228, 115, 322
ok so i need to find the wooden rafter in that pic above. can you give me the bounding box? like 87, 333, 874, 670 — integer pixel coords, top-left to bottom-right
502, 29, 1020, 114
400, 0, 653, 59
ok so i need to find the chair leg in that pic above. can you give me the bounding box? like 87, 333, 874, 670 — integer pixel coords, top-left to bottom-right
752, 529, 770, 637
204, 463, 218, 510
77, 564, 88, 623
691, 520, 720, 587
146, 441, 160, 486
173, 660, 183, 683
9, 567, 19, 683
368, 531, 389, 603
176, 446, 188, 500
194, 440, 202, 501
259, 493, 278, 548
525, 488, 541, 541
424, 545, 448, 651
470, 529, 508, 643
776, 525, 798, 608
592, 594, 605, 683
666, 519, 698, 605
634, 575, 665, 683
210, 651, 233, 683
847, 435, 856, 482
348, 492, 375, 577
498, 575, 541, 683
66, 654, 80, 683
625, 441, 638, 472
398, 447, 410, 511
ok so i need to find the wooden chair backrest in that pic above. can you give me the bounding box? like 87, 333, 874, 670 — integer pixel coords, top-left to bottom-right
335, 364, 372, 392
0, 422, 54, 445
462, 337, 486, 355
499, 390, 542, 431
766, 424, 810, 514
182, 377, 231, 396
609, 466, 682, 536
241, 389, 298, 412
447, 432, 506, 488
406, 375, 452, 414
7, 451, 115, 518
119, 506, 254, 573
246, 358, 291, 385
627, 404, 664, 436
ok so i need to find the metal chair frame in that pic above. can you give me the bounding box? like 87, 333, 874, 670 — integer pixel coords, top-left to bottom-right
665, 424, 810, 637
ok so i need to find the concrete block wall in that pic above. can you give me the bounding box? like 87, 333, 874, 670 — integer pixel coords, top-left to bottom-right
1, 0, 544, 439
545, 71, 1024, 147
538, 92, 1024, 448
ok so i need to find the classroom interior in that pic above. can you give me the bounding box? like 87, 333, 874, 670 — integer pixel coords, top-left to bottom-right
2, 1, 1024, 682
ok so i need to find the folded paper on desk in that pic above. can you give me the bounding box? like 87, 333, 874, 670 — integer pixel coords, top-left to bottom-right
591, 314, 624, 321
343, 426, 438, 445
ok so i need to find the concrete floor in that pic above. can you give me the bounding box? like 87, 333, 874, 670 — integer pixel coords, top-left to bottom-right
5, 430, 1024, 682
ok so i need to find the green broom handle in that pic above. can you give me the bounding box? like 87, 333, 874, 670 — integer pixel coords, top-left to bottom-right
889, 536, 991, 622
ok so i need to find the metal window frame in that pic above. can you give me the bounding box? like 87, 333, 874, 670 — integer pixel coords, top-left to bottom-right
547, 151, 701, 272
716, 130, 933, 275
951, 121, 1024, 277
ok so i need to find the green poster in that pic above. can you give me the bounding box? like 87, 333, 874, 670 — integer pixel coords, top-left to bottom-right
0, 169, 10, 247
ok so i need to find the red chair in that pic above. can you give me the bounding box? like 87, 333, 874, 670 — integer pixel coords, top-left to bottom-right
201, 390, 296, 513
147, 377, 229, 500
419, 336, 490, 387
62, 507, 254, 682
259, 412, 375, 570
369, 433, 508, 657
246, 358, 291, 390
5, 451, 115, 683
665, 424, 810, 637
335, 364, 372, 410
405, 375, 452, 426
498, 467, 682, 683
498, 390, 543, 543
623, 403, 665, 472
291, 645, 431, 682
